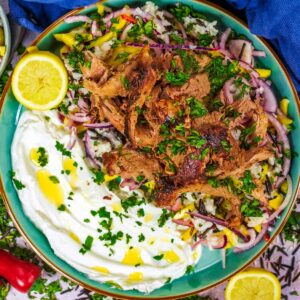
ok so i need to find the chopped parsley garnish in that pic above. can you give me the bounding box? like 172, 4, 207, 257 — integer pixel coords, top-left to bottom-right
166, 71, 190, 86
67, 47, 85, 73
153, 254, 164, 261
170, 33, 184, 44
79, 235, 93, 255
197, 33, 213, 47
115, 51, 129, 63
137, 208, 145, 217
205, 57, 239, 96
160, 123, 171, 137
57, 204, 66, 211
187, 130, 206, 148
175, 123, 186, 136
136, 175, 144, 182
126, 233, 132, 244
99, 231, 123, 246
138, 233, 145, 242
169, 139, 187, 155
239, 170, 256, 194
92, 170, 105, 185
239, 123, 256, 149
120, 75, 130, 89
200, 147, 210, 160
157, 208, 170, 227
121, 195, 145, 213
176, 49, 199, 74
144, 20, 154, 36
9, 171, 25, 190
135, 221, 142, 226
241, 198, 262, 217
49, 175, 60, 184
187, 97, 208, 118
108, 177, 121, 191
98, 207, 113, 230
170, 3, 207, 22
221, 140, 232, 153
207, 177, 221, 188
55, 141, 71, 157
185, 265, 195, 274
283, 211, 300, 242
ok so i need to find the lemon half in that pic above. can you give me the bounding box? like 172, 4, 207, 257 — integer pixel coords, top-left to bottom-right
225, 268, 281, 300
12, 51, 68, 110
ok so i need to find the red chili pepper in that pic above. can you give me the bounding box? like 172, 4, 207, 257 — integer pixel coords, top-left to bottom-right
264, 233, 270, 242
121, 14, 137, 24
0, 249, 41, 293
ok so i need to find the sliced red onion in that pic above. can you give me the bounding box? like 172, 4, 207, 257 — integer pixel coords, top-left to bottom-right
207, 234, 228, 249
231, 228, 250, 243
68, 114, 91, 123
233, 229, 256, 252
84, 122, 113, 129
84, 130, 100, 168
219, 28, 231, 50
120, 23, 133, 40
258, 79, 278, 113
65, 15, 91, 24
267, 113, 291, 186
78, 98, 89, 113
171, 198, 181, 212
223, 78, 235, 104
267, 175, 292, 223
91, 20, 103, 37
190, 212, 229, 227
67, 126, 77, 150
192, 238, 205, 250
120, 178, 141, 191
172, 219, 194, 227
228, 39, 252, 65
124, 41, 218, 51
234, 224, 268, 253
253, 50, 266, 57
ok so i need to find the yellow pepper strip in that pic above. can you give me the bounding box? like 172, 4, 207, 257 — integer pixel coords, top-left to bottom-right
104, 174, 119, 182
26, 46, 39, 53
255, 68, 271, 78
89, 31, 116, 48
260, 163, 268, 182
108, 45, 141, 65
113, 16, 127, 30
173, 203, 195, 220
277, 114, 293, 126
222, 228, 238, 249
54, 33, 76, 48
0, 46, 6, 56
280, 98, 289, 115
97, 3, 105, 16
269, 191, 283, 210
144, 181, 155, 191
181, 227, 196, 242
59, 45, 69, 57
254, 224, 262, 233
280, 179, 288, 194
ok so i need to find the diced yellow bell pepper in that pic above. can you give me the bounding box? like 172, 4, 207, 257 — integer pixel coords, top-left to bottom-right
104, 174, 119, 182
277, 115, 293, 126
54, 33, 76, 48
208, 50, 223, 58
113, 16, 127, 30
108, 45, 141, 65
144, 181, 155, 191
280, 180, 288, 194
239, 224, 249, 237
255, 68, 272, 78
26, 46, 39, 53
0, 46, 6, 56
269, 192, 283, 210
280, 98, 289, 115
222, 228, 238, 249
260, 163, 268, 182
59, 45, 69, 57
173, 203, 195, 220
181, 227, 196, 242
89, 31, 116, 48
254, 224, 262, 233
97, 3, 105, 16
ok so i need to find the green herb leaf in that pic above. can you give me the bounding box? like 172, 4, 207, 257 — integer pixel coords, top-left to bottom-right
9, 171, 25, 190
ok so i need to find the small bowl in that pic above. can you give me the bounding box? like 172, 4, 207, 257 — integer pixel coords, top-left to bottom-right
0, 5, 11, 77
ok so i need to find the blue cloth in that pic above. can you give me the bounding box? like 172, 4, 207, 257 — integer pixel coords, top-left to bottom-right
9, 0, 300, 91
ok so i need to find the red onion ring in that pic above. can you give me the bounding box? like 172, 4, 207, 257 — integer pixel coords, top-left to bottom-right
223, 78, 235, 104
253, 50, 266, 57
228, 39, 253, 65
190, 212, 228, 227
65, 16, 91, 24
171, 198, 181, 212
219, 28, 231, 50
67, 126, 77, 150
120, 178, 141, 191
84, 130, 100, 168
68, 114, 90, 123
233, 229, 256, 252
172, 219, 194, 227
120, 23, 133, 40
258, 79, 278, 113
267, 113, 291, 187
91, 20, 103, 37
84, 122, 113, 129
207, 234, 228, 249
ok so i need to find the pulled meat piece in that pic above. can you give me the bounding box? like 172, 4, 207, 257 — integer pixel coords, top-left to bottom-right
103, 148, 162, 181
81, 51, 109, 85
164, 72, 211, 100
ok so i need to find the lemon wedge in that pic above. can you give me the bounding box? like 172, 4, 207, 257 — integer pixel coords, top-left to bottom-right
12, 51, 68, 110
225, 268, 281, 300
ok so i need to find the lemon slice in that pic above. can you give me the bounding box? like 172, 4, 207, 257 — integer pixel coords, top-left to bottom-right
225, 268, 281, 300
12, 51, 68, 110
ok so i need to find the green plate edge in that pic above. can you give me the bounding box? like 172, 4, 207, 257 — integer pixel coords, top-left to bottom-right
0, 0, 299, 299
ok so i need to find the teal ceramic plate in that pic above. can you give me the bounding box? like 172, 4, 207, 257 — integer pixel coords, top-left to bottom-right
0, 1, 299, 299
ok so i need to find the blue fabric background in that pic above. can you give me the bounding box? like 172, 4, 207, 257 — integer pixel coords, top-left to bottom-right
8, 0, 300, 92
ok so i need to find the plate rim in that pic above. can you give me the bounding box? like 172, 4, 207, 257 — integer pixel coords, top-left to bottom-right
0, 1, 300, 299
